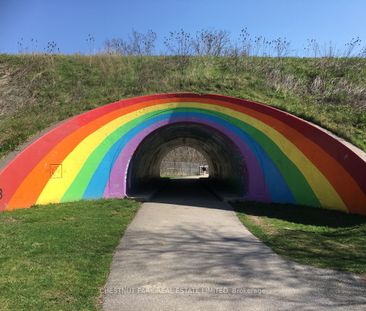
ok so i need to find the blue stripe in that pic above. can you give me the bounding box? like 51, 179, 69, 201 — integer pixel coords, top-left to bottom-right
83, 111, 294, 203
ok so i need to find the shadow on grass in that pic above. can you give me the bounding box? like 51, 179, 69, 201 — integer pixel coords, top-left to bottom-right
231, 201, 366, 228
232, 201, 366, 274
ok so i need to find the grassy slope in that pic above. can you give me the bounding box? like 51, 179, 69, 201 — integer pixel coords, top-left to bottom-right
0, 55, 365, 309
0, 199, 139, 311
233, 202, 366, 274
0, 54, 365, 159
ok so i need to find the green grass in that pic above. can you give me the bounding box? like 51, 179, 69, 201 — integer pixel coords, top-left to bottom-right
0, 199, 140, 311
233, 201, 366, 274
0, 54, 365, 160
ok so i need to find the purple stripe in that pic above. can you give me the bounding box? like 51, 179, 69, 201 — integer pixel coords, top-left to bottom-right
103, 117, 270, 201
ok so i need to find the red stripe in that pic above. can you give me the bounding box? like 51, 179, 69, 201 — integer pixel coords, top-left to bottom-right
198, 94, 366, 195
0, 94, 190, 210
1, 93, 365, 212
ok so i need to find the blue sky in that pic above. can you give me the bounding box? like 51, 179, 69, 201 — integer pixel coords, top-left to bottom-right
1, 0, 365, 55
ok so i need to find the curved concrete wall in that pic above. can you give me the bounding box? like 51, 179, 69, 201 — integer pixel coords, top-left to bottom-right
0, 93, 366, 214
127, 123, 247, 195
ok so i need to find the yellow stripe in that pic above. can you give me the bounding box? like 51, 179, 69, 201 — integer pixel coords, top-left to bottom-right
36, 103, 183, 204
36, 102, 346, 210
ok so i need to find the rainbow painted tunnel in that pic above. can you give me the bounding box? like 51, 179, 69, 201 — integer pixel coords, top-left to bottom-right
1, 93, 366, 215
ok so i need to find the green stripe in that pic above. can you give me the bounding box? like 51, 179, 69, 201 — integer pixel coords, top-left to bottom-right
61, 107, 319, 206
61, 112, 157, 201
62, 109, 176, 201
205, 110, 320, 206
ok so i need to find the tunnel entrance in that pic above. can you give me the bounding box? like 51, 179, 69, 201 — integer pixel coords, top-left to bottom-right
160, 146, 209, 178
126, 123, 247, 199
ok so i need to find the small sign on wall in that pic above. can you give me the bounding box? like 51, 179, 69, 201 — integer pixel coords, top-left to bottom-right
50, 164, 62, 179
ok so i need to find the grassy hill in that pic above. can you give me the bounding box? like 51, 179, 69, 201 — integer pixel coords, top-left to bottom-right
1, 54, 366, 310
0, 54, 365, 159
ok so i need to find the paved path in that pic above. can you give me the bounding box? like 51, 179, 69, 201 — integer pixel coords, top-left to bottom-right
102, 179, 366, 311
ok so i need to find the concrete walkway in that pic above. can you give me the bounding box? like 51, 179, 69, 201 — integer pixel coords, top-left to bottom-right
102, 179, 366, 311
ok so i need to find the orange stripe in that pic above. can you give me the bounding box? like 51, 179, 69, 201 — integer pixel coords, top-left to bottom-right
195, 97, 366, 212
8, 96, 366, 212
8, 99, 165, 208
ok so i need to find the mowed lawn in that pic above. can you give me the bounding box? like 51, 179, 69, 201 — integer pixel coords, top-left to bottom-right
0, 199, 139, 311
233, 201, 366, 274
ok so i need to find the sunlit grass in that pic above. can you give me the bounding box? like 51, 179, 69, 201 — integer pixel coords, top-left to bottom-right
0, 199, 139, 311
0, 55, 365, 159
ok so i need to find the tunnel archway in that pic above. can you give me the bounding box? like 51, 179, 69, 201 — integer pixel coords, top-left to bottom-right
126, 123, 247, 197
1, 93, 366, 215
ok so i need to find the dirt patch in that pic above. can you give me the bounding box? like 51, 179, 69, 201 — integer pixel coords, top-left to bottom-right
360, 274, 366, 283
248, 215, 279, 235
0, 216, 21, 224
0, 64, 33, 117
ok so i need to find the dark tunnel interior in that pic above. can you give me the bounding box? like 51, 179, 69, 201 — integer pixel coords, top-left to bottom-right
126, 123, 248, 199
